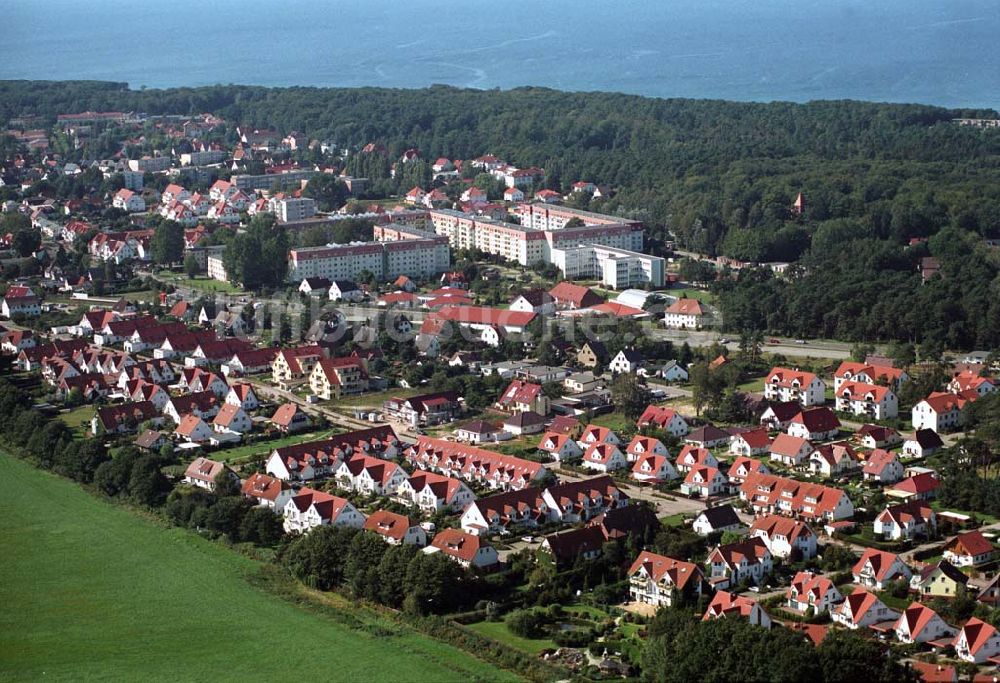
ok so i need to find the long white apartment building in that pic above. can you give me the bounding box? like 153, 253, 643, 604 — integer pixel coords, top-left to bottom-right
286, 229, 450, 283
429, 204, 659, 287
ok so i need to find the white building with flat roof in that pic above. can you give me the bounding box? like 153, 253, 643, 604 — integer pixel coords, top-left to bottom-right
550, 243, 665, 288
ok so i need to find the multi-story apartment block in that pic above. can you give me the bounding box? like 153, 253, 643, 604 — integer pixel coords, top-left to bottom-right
286, 231, 450, 283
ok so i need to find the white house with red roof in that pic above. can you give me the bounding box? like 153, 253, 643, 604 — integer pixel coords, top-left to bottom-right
674, 444, 719, 474
768, 433, 815, 466
631, 453, 679, 483
948, 370, 996, 397
681, 466, 729, 498
853, 548, 911, 590
835, 381, 898, 419
862, 449, 904, 484
749, 514, 817, 560
636, 404, 689, 436
888, 472, 940, 501
894, 603, 955, 644
212, 403, 252, 435
786, 571, 843, 614
396, 471, 476, 513
954, 617, 1000, 663
578, 424, 622, 448
283, 488, 366, 533
541, 476, 629, 523
241, 472, 293, 510
537, 431, 584, 463
175, 414, 213, 443
703, 591, 771, 628
764, 367, 825, 406
459, 488, 548, 536
335, 454, 406, 497
496, 379, 549, 415
364, 510, 426, 547
874, 500, 936, 541
912, 392, 970, 432
663, 298, 706, 329
727, 456, 769, 485
183, 457, 237, 491
739, 473, 854, 522
944, 531, 995, 567
425, 529, 498, 569
809, 441, 861, 477
406, 437, 548, 491
628, 551, 704, 608
787, 407, 840, 441
832, 588, 898, 629
625, 435, 669, 462
225, 383, 259, 411
728, 427, 771, 457
503, 186, 524, 202
113, 188, 145, 213
581, 442, 627, 472
833, 361, 908, 391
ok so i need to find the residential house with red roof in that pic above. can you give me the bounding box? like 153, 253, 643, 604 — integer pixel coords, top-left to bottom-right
706, 537, 772, 589
581, 442, 626, 473
786, 571, 843, 614
729, 427, 771, 457
175, 414, 213, 443
538, 431, 584, 463
364, 510, 426, 546
833, 361, 908, 391
495, 379, 549, 415
739, 473, 855, 521
212, 403, 252, 435
948, 370, 996, 397
888, 472, 940, 501
912, 392, 971, 433
674, 444, 719, 474
703, 591, 771, 628
382, 391, 462, 426
768, 433, 815, 467
835, 381, 898, 419
91, 400, 161, 435
334, 454, 406, 496
225, 383, 259, 411
406, 437, 548, 491
832, 588, 899, 630
852, 548, 912, 590
862, 449, 904, 484
241, 472, 293, 510
787, 407, 841, 441
395, 471, 476, 513
222, 347, 279, 378
760, 400, 807, 430
856, 424, 902, 450
681, 466, 729, 498
548, 281, 602, 310
541, 476, 629, 523
663, 298, 707, 329
459, 488, 548, 536
632, 453, 678, 483
183, 457, 237, 490
954, 617, 1000, 664
809, 441, 861, 477
268, 403, 310, 434
727, 456, 769, 485
636, 404, 689, 436
424, 529, 498, 569
874, 500, 936, 541
895, 603, 956, 644
625, 435, 669, 462
944, 531, 995, 567
282, 488, 366, 533
749, 514, 817, 560
266, 426, 400, 481
308, 356, 369, 400
764, 367, 826, 406
628, 551, 704, 608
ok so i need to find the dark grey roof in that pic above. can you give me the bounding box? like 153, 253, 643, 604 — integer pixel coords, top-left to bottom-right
697, 504, 742, 529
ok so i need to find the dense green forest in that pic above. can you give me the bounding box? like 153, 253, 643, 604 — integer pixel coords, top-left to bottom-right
3, 80, 1000, 347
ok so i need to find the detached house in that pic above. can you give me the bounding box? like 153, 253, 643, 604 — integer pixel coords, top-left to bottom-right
241, 472, 293, 510
852, 548, 911, 590
764, 367, 825, 407
175, 414, 213, 443
787, 407, 840, 442
769, 433, 815, 467
873, 500, 936, 541
832, 589, 898, 630
632, 453, 678, 483
903, 429, 944, 458
943, 531, 995, 567
706, 537, 773, 589
729, 427, 771, 457
308, 356, 369, 400
495, 379, 549, 415
282, 488, 366, 533
809, 442, 861, 477
581, 442, 628, 472
835, 381, 898, 420
183, 457, 238, 491
862, 449, 904, 484
681, 466, 729, 498
692, 505, 743, 536
628, 551, 704, 608
425, 529, 499, 570
675, 444, 719, 474
212, 403, 252, 435
749, 514, 817, 560
703, 591, 771, 629
609, 349, 644, 374
954, 618, 1000, 664
636, 404, 689, 436
537, 431, 584, 463
911, 560, 968, 600
912, 392, 970, 433
663, 298, 706, 329
363, 510, 426, 546
225, 383, 259, 411
787, 572, 843, 614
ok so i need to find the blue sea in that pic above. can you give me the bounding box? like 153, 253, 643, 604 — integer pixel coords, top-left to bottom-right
1, 0, 998, 108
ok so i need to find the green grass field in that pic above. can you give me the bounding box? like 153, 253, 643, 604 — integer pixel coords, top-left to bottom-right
57, 405, 96, 434
0, 453, 517, 682
157, 270, 246, 295
464, 620, 556, 655
211, 428, 336, 463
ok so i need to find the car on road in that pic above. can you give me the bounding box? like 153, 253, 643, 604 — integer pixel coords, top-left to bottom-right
521, 535, 537, 543
794, 339, 807, 344
719, 338, 731, 344
768, 338, 780, 344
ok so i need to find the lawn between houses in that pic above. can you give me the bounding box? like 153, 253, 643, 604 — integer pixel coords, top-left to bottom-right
0, 453, 518, 682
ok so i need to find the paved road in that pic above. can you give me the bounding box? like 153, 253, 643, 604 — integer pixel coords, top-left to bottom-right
652, 328, 853, 360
